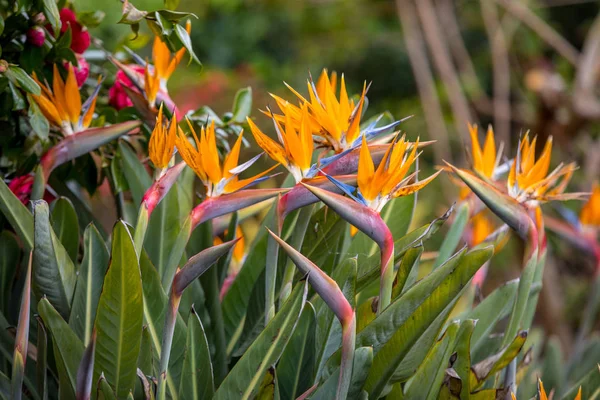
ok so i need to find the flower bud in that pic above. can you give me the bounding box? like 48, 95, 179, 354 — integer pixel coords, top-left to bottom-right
27, 27, 45, 47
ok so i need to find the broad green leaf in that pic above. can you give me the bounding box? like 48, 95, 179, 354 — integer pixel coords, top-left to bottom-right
232, 269, 267, 357
300, 205, 346, 272
97, 374, 117, 400
138, 326, 153, 376
231, 87, 252, 123
390, 296, 457, 383
118, 141, 152, 207
468, 279, 518, 353
0, 231, 19, 312
179, 308, 214, 400
69, 224, 109, 346
28, 97, 50, 140
214, 281, 307, 400
32, 201, 76, 319
164, 0, 179, 11
452, 320, 476, 400
51, 197, 80, 263
470, 331, 527, 389
145, 181, 189, 278
433, 201, 469, 269
140, 251, 187, 399
93, 222, 143, 398
541, 337, 564, 396
0, 370, 10, 399
278, 303, 316, 399
403, 322, 460, 400
38, 298, 84, 399
222, 228, 268, 342
361, 247, 493, 398
0, 178, 34, 250
347, 346, 373, 399
256, 368, 278, 400
392, 243, 423, 299
356, 209, 449, 289
560, 365, 600, 400
311, 346, 373, 400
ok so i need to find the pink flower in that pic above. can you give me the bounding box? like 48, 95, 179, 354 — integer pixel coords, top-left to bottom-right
27, 27, 45, 47
108, 65, 144, 110
8, 175, 35, 205
71, 55, 89, 87
59, 8, 91, 54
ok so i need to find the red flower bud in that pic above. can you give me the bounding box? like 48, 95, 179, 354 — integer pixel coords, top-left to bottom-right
27, 27, 45, 47
58, 8, 91, 54
108, 66, 144, 110
8, 175, 34, 205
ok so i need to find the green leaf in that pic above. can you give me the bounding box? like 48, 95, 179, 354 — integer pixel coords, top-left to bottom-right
145, 179, 191, 279
468, 279, 518, 354
69, 224, 109, 346
173, 24, 201, 65
93, 222, 143, 398
278, 303, 316, 399
356, 209, 449, 290
118, 141, 152, 207
452, 320, 476, 400
36, 318, 48, 400
392, 243, 423, 299
11, 252, 31, 400
222, 228, 268, 342
5, 66, 40, 95
256, 368, 278, 400
360, 247, 493, 398
231, 87, 252, 123
560, 365, 600, 400
541, 337, 564, 396
97, 374, 117, 400
32, 201, 76, 319
214, 281, 307, 400
51, 197, 80, 263
0, 231, 19, 312
403, 322, 460, 400
38, 298, 84, 399
299, 205, 345, 272
140, 251, 187, 399
470, 331, 527, 389
0, 178, 34, 250
179, 308, 214, 400
433, 202, 469, 269
42, 0, 61, 34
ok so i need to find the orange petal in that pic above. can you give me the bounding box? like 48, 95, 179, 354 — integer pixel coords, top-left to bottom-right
357, 135, 375, 200
64, 64, 81, 124
246, 117, 288, 167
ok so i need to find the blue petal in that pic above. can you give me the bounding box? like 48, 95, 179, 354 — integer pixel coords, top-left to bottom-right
320, 170, 367, 206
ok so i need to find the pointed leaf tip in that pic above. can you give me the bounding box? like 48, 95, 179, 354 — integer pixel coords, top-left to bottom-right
447, 163, 532, 239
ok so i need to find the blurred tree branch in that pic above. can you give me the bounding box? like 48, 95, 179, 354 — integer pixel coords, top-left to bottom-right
395, 0, 451, 163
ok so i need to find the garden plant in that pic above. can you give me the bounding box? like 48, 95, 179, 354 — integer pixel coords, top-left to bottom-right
0, 0, 599, 399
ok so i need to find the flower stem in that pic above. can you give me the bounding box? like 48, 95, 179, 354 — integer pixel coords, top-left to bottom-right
338, 313, 356, 400
156, 290, 181, 400
378, 236, 395, 314
279, 204, 314, 306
